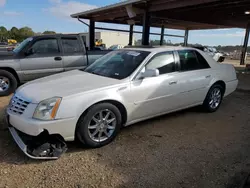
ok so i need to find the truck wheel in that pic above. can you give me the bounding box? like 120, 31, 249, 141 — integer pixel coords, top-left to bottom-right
76, 103, 122, 148
0, 70, 18, 96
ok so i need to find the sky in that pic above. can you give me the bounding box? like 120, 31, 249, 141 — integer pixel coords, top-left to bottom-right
0, 0, 248, 46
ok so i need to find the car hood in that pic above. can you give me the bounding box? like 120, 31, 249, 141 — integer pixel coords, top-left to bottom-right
0, 51, 15, 60
16, 70, 122, 103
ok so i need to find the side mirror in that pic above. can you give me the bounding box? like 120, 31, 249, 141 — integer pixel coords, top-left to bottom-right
25, 48, 34, 56
141, 69, 159, 78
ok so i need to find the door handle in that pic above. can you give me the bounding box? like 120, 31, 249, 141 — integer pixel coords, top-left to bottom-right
169, 81, 177, 85
54, 57, 62, 61
205, 75, 211, 78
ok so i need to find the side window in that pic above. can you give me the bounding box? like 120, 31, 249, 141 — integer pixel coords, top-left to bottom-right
62, 37, 81, 53
81, 36, 86, 43
195, 51, 210, 69
146, 52, 176, 75
178, 50, 209, 71
31, 39, 59, 54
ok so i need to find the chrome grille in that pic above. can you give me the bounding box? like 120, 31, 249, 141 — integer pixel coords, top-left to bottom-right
9, 95, 30, 115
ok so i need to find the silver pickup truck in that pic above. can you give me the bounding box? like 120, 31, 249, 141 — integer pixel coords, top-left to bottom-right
0, 34, 110, 96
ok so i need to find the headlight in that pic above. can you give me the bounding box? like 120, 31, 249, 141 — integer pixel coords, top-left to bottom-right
33, 97, 61, 120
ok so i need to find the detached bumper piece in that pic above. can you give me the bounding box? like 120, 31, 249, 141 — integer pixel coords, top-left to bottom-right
218, 56, 225, 63
9, 127, 67, 160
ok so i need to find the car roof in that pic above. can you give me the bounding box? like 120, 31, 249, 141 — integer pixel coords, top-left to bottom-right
32, 34, 80, 39
122, 46, 198, 53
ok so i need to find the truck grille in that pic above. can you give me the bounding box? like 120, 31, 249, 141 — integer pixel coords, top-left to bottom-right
9, 95, 30, 115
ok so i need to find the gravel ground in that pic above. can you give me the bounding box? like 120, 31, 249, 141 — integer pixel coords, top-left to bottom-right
0, 91, 250, 188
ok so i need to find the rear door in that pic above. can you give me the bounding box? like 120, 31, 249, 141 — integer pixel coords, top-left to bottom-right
20, 37, 64, 81
60, 35, 88, 71
173, 49, 212, 107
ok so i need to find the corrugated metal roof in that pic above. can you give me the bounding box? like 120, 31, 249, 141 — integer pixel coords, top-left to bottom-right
71, 0, 143, 18
70, 0, 249, 29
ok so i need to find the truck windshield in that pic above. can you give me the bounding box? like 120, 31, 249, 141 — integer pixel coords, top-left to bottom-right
84, 50, 150, 80
13, 37, 33, 53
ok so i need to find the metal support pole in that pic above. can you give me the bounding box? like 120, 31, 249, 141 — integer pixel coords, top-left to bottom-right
142, 10, 150, 46
184, 29, 189, 46
89, 20, 95, 50
129, 25, 134, 46
77, 17, 89, 27
160, 25, 165, 46
240, 24, 250, 65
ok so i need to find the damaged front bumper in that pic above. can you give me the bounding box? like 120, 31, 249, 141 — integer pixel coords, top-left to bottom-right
8, 126, 67, 160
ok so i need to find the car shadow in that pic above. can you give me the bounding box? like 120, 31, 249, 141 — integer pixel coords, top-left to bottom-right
0, 104, 203, 165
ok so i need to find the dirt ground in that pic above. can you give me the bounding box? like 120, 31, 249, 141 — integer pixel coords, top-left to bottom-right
1, 84, 250, 188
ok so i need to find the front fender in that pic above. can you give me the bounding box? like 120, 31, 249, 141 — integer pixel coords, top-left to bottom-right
56, 86, 127, 120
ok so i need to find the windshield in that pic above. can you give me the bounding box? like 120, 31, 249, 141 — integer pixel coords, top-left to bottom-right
13, 37, 33, 53
84, 50, 150, 79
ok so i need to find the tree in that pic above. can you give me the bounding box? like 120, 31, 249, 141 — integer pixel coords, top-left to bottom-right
9, 27, 20, 40
0, 26, 8, 41
19, 27, 35, 41
43, 31, 56, 35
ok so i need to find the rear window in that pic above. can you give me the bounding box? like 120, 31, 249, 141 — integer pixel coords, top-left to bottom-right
195, 51, 210, 68
62, 37, 81, 53
178, 50, 210, 71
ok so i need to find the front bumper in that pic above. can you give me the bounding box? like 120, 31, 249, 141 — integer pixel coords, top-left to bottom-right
5, 111, 69, 160
8, 126, 67, 160
6, 108, 76, 141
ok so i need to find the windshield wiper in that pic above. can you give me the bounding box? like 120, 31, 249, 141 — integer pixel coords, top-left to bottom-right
87, 70, 102, 76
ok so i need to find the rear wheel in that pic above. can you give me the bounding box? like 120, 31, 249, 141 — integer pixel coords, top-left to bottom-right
76, 103, 122, 148
203, 84, 224, 112
0, 70, 17, 96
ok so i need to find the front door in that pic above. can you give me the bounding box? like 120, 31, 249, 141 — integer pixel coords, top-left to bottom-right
128, 51, 180, 120
20, 37, 63, 81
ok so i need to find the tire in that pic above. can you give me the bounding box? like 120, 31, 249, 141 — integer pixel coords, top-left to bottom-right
0, 70, 18, 97
203, 84, 224, 112
76, 103, 122, 148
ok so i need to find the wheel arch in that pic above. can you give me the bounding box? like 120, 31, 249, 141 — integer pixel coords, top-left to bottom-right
212, 80, 226, 95
77, 99, 128, 126
0, 67, 20, 83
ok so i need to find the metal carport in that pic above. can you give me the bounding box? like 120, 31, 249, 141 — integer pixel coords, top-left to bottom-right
71, 0, 250, 65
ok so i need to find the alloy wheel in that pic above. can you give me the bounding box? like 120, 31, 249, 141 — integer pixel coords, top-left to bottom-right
209, 88, 222, 109
0, 76, 10, 92
87, 109, 117, 142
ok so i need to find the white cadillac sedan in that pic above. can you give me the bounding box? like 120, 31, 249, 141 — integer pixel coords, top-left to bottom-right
6, 47, 238, 159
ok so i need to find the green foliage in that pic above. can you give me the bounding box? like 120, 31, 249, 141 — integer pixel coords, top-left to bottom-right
0, 26, 56, 42
19, 27, 35, 40
9, 27, 19, 41
43, 31, 56, 35
0, 26, 8, 41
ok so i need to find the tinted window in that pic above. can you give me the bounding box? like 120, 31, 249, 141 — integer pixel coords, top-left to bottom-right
84, 50, 150, 80
31, 39, 59, 54
62, 37, 81, 53
81, 36, 86, 43
195, 51, 210, 68
146, 52, 175, 74
178, 50, 209, 71
13, 37, 33, 53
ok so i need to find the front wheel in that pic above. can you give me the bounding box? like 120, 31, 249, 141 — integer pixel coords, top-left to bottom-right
76, 103, 122, 148
203, 84, 223, 112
